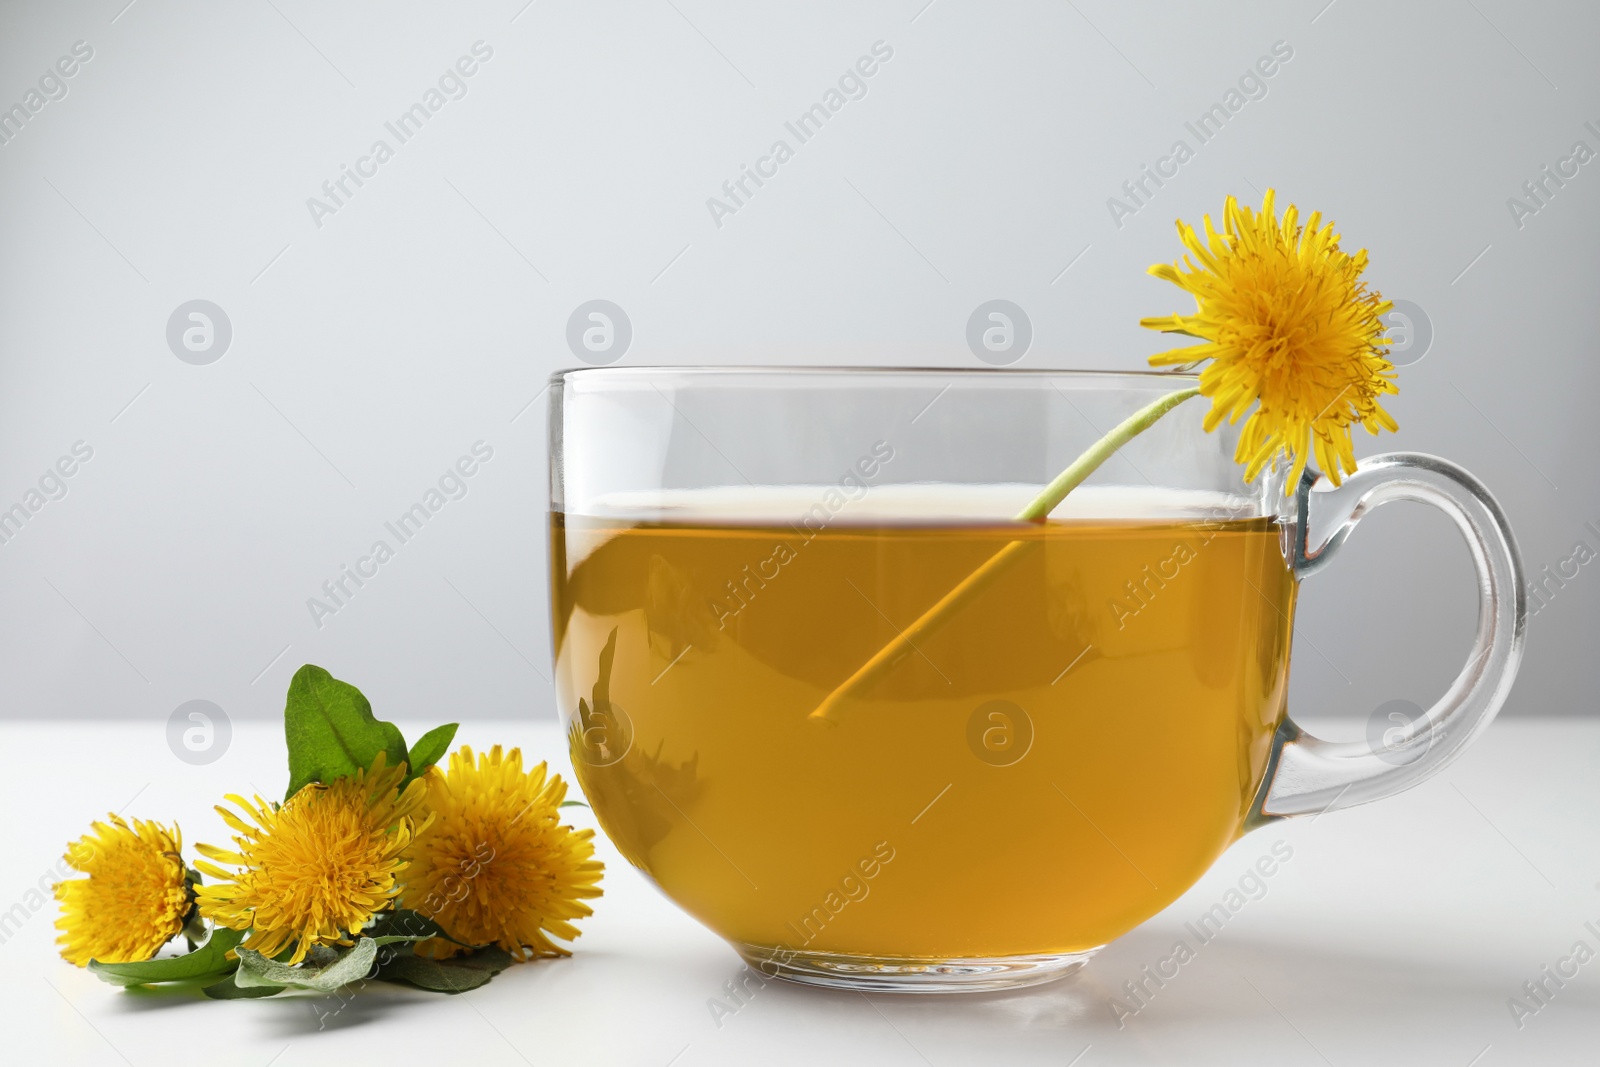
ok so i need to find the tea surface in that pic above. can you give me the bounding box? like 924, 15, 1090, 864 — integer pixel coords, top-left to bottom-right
553, 488, 1296, 958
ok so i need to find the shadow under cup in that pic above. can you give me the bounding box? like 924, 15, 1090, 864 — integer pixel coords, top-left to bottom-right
550, 368, 1304, 992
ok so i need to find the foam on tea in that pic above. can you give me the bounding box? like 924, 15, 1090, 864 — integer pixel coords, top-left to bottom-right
552, 483, 1295, 959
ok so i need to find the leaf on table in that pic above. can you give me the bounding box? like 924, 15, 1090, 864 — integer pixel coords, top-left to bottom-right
284, 665, 409, 798
303, 944, 339, 967
362, 909, 458, 947
235, 937, 378, 993
442, 947, 515, 973
202, 977, 284, 999
88, 927, 244, 988
374, 947, 515, 993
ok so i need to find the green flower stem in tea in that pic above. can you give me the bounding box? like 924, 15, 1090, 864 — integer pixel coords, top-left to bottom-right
808, 385, 1200, 723
1013, 386, 1200, 521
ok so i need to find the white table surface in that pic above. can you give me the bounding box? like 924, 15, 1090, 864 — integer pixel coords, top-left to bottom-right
5, 716, 1595, 1066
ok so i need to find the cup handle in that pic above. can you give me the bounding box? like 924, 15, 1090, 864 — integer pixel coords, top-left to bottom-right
1259, 453, 1528, 818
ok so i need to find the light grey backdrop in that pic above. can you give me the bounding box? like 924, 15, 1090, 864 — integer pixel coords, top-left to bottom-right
1, 0, 1594, 729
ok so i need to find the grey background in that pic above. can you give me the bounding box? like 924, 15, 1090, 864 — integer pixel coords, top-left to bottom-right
0, 0, 1594, 726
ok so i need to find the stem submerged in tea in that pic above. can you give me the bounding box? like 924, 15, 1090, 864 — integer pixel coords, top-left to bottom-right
808, 385, 1200, 723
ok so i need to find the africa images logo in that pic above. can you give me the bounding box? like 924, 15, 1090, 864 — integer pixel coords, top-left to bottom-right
705, 40, 894, 228
305, 42, 494, 229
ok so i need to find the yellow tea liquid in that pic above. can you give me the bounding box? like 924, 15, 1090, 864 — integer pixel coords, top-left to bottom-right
552, 488, 1296, 958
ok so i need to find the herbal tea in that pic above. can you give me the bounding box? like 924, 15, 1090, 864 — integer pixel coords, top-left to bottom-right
552, 486, 1296, 960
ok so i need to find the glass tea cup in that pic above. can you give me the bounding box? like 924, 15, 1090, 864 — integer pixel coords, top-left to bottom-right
548, 367, 1524, 993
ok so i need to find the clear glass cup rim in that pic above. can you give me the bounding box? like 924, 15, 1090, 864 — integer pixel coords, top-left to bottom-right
550, 365, 1201, 387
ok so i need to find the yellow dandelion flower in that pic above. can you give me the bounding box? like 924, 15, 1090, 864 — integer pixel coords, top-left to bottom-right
53, 815, 191, 966
194, 753, 426, 965
401, 745, 603, 961
1141, 188, 1399, 488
